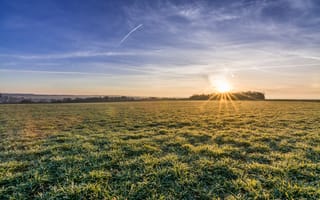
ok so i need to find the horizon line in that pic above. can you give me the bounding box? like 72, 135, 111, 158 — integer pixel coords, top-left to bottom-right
1, 92, 320, 101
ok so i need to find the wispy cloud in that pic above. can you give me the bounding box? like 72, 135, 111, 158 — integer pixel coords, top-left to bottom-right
0, 50, 151, 60
0, 68, 113, 76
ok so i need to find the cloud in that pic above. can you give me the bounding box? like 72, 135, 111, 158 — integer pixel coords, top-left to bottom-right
0, 51, 150, 60
1, 0, 319, 98
285, 0, 313, 10
0, 68, 113, 76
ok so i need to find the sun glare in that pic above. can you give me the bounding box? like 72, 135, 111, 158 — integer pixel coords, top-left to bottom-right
215, 79, 232, 93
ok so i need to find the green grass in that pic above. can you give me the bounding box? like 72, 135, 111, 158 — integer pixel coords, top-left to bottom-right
0, 101, 319, 199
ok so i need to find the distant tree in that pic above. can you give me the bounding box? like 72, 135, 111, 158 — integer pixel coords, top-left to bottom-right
20, 99, 33, 104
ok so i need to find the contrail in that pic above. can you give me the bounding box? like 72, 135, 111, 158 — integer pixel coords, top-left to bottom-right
119, 24, 143, 45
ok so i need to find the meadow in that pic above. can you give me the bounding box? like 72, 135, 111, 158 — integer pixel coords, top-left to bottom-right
0, 101, 319, 199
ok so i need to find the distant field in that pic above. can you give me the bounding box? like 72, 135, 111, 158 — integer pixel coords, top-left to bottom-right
0, 101, 319, 199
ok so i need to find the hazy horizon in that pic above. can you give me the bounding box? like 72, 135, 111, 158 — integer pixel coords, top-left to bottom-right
1, 0, 319, 99
2, 91, 320, 100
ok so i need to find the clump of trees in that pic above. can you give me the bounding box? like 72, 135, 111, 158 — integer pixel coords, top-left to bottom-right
51, 96, 136, 103
51, 96, 183, 103
190, 91, 265, 100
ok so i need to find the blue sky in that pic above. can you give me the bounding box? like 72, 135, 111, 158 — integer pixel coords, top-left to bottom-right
0, 0, 319, 98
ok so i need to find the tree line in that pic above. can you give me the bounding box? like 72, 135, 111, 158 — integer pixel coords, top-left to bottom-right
0, 91, 265, 104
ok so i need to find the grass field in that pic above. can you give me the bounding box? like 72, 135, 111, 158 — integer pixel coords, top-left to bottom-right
0, 101, 319, 199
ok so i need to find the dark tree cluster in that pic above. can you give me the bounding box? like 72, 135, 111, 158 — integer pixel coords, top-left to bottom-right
51, 96, 136, 103
190, 91, 265, 100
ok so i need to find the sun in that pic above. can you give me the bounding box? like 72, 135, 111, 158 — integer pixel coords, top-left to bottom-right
215, 79, 232, 93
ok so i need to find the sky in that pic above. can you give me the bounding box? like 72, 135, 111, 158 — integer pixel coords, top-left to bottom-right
0, 0, 319, 99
